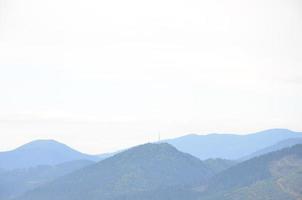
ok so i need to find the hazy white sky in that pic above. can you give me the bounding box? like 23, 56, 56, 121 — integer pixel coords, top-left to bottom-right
0, 0, 301, 153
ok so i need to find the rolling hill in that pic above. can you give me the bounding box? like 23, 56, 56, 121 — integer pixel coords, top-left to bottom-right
9, 142, 302, 200
0, 140, 99, 170
199, 144, 302, 200
17, 143, 214, 200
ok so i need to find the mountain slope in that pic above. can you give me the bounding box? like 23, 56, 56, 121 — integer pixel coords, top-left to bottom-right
0, 140, 99, 170
166, 129, 302, 160
203, 159, 237, 174
18, 143, 214, 200
199, 144, 302, 200
0, 159, 95, 200
241, 138, 302, 161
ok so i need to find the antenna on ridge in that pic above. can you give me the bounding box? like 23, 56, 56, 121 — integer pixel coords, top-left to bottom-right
158, 131, 161, 143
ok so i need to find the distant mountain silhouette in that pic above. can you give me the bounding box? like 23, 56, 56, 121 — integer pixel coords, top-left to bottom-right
2, 129, 300, 170
0, 140, 100, 170
165, 129, 302, 160
241, 137, 302, 161
18, 143, 214, 200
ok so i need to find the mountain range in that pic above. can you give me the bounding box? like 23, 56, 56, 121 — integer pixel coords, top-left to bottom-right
17, 143, 214, 200
241, 137, 302, 161
0, 128, 302, 200
1, 129, 301, 171
14, 143, 302, 200
165, 129, 302, 160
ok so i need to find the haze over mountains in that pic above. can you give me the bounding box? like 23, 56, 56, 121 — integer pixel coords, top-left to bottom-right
241, 138, 302, 161
200, 144, 302, 200
0, 129, 302, 200
1, 129, 301, 171
165, 129, 302, 160
0, 160, 95, 199
15, 143, 302, 200
1, 0, 301, 199
19, 143, 214, 200
0, 140, 100, 170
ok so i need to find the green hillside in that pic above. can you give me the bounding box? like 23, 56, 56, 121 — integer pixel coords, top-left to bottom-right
17, 143, 213, 200
13, 144, 302, 200
199, 145, 302, 200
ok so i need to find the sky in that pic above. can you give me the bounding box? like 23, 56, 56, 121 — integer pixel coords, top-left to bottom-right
0, 0, 301, 154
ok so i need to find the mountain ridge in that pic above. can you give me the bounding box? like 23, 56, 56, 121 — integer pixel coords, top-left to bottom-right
241, 137, 302, 161
0, 140, 100, 170
17, 143, 214, 200
165, 129, 302, 160
198, 144, 302, 200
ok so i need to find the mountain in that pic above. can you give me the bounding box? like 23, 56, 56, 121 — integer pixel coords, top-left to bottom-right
241, 138, 302, 161
97, 151, 118, 160
0, 160, 95, 200
199, 144, 302, 200
17, 143, 214, 200
11, 142, 302, 200
203, 159, 237, 174
4, 128, 300, 170
165, 129, 302, 160
0, 140, 100, 170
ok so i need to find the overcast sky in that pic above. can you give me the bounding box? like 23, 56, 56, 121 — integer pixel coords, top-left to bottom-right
0, 0, 301, 154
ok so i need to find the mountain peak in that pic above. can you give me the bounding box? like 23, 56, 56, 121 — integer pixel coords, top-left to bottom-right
125, 142, 178, 153
16, 139, 68, 150
0, 140, 99, 170
18, 142, 213, 200
106, 142, 192, 164
256, 128, 294, 134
